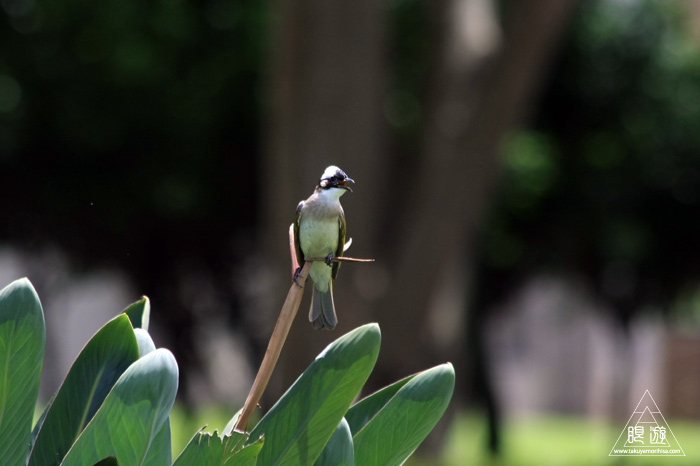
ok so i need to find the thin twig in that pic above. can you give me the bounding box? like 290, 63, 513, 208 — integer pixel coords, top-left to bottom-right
306, 256, 375, 263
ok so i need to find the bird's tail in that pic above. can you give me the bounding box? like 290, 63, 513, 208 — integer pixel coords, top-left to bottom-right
310, 281, 337, 330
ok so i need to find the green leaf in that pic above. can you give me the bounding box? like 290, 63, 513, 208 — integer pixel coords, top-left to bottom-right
249, 323, 381, 466
134, 328, 156, 357
30, 314, 140, 466
123, 297, 150, 331
352, 363, 455, 466
0, 278, 46, 466
314, 418, 353, 466
60, 349, 179, 466
222, 407, 243, 436
345, 374, 413, 435
174, 430, 234, 466
30, 393, 53, 451
92, 457, 119, 466
228, 434, 264, 466
173, 430, 263, 466
142, 418, 172, 466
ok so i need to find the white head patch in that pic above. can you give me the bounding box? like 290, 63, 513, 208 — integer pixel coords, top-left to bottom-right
321, 165, 342, 180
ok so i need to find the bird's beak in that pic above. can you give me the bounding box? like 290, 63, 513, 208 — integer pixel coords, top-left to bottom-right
338, 178, 354, 192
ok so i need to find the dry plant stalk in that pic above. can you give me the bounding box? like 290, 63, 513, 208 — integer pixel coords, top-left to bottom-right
234, 226, 373, 432
234, 259, 311, 432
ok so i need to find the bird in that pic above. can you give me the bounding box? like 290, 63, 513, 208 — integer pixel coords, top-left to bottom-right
293, 165, 354, 329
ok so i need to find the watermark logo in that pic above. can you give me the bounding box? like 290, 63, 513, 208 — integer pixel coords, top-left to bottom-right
609, 390, 684, 456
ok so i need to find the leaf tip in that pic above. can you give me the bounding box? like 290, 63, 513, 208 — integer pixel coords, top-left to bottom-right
4, 276, 37, 295
354, 322, 381, 342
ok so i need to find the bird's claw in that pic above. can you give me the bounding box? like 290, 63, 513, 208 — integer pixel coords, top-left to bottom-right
325, 254, 334, 267
292, 266, 304, 287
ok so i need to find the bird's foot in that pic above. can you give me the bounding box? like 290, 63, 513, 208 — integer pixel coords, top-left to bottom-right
325, 254, 334, 267
292, 266, 304, 287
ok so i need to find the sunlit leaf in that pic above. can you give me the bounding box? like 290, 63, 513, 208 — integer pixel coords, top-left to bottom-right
30, 314, 139, 466
60, 349, 178, 466
0, 278, 45, 466
123, 297, 150, 332
142, 419, 172, 466
173, 429, 263, 466
352, 363, 455, 466
250, 323, 380, 466
345, 374, 413, 435
134, 328, 156, 357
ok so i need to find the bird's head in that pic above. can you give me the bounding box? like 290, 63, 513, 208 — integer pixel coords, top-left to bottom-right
319, 166, 354, 193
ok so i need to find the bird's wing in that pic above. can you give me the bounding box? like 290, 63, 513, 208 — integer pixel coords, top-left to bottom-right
293, 201, 305, 266
332, 210, 346, 280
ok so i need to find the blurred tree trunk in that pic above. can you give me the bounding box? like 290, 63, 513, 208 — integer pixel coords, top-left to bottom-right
259, 0, 579, 417
377, 0, 580, 380
382, 0, 579, 455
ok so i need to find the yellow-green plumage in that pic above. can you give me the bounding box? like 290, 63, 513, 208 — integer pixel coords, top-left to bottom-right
293, 166, 352, 330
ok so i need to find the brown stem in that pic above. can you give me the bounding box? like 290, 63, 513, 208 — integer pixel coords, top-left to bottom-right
234, 260, 312, 432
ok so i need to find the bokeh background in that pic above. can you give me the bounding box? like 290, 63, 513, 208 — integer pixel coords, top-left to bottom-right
3, 0, 700, 463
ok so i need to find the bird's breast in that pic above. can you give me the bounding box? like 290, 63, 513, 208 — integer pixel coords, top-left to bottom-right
299, 216, 340, 258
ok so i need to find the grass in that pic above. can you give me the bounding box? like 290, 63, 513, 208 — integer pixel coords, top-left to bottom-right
169, 406, 700, 465
407, 412, 700, 466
